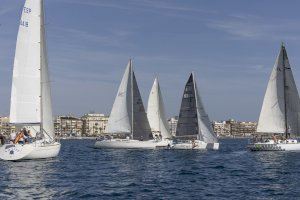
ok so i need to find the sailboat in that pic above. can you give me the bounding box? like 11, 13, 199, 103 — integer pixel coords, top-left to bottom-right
94, 60, 170, 149
147, 77, 173, 147
173, 73, 219, 150
0, 0, 61, 160
249, 44, 300, 151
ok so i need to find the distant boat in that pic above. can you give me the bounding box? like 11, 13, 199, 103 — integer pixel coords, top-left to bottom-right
147, 77, 172, 140
173, 73, 219, 150
0, 0, 61, 160
249, 44, 300, 151
94, 60, 170, 149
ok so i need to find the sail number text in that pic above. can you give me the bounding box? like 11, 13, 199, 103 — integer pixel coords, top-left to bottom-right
20, 20, 29, 27
23, 7, 32, 14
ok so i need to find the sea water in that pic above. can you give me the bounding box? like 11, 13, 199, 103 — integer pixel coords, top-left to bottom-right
1, 139, 300, 199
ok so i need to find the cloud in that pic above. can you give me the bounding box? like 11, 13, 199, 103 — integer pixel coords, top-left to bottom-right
58, 0, 217, 17
49, 26, 132, 48
206, 15, 300, 41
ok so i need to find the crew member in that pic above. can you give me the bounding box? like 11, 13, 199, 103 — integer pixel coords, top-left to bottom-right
0, 133, 5, 145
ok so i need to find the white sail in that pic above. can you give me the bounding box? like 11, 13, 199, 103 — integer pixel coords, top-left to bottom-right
193, 74, 218, 143
106, 60, 152, 140
10, 0, 54, 141
10, 0, 42, 124
147, 78, 172, 139
257, 45, 300, 135
105, 61, 132, 134
40, 1, 54, 140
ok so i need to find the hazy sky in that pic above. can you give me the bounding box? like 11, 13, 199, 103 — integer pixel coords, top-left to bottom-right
1, 0, 300, 121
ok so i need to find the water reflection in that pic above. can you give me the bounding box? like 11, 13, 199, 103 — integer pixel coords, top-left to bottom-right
251, 151, 290, 172
0, 159, 58, 199
250, 151, 293, 194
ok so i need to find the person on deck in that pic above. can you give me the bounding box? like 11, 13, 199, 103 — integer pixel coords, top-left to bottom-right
272, 135, 277, 143
14, 131, 24, 144
10, 132, 16, 144
23, 128, 33, 143
36, 131, 44, 140
0, 133, 5, 145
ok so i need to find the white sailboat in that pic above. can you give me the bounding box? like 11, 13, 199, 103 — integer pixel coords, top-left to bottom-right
94, 60, 170, 149
249, 44, 300, 151
0, 0, 60, 160
147, 77, 172, 141
173, 73, 219, 150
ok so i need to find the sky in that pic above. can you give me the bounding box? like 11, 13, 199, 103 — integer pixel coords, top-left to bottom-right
1, 0, 300, 121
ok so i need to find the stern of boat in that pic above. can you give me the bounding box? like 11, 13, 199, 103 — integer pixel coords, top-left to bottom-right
206, 142, 219, 150
24, 142, 61, 159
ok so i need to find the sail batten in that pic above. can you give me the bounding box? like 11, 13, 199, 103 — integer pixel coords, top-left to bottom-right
147, 78, 172, 139
257, 45, 300, 136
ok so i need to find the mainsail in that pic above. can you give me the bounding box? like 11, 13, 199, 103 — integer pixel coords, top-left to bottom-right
176, 73, 217, 143
10, 0, 54, 141
257, 44, 300, 136
147, 77, 172, 139
106, 60, 152, 140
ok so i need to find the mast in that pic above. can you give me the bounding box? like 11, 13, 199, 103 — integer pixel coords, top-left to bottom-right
130, 59, 134, 139
282, 44, 289, 138
39, 0, 43, 135
157, 77, 161, 136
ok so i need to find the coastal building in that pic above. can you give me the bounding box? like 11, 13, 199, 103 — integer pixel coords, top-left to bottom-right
213, 119, 257, 137
81, 113, 108, 136
212, 121, 231, 137
234, 121, 257, 137
168, 116, 178, 137
54, 116, 83, 137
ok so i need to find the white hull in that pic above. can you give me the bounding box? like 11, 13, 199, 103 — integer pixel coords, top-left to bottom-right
94, 139, 171, 149
249, 139, 300, 151
206, 142, 220, 150
0, 141, 61, 161
172, 140, 207, 150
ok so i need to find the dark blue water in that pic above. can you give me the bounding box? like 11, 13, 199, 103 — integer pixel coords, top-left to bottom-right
1, 139, 300, 200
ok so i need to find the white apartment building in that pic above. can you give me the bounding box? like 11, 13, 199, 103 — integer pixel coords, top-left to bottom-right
81, 113, 108, 136
168, 116, 178, 137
